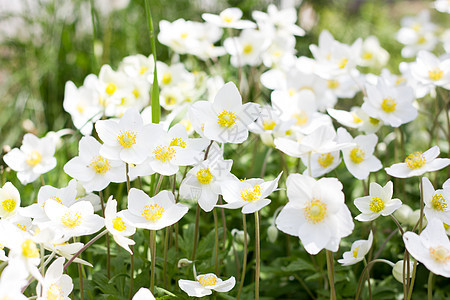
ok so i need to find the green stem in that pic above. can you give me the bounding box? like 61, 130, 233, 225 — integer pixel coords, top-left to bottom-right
150, 230, 156, 294
163, 227, 169, 289
427, 272, 434, 300
99, 191, 111, 279
326, 250, 336, 300
191, 204, 201, 261
144, 0, 160, 122
255, 211, 260, 300
355, 259, 395, 300
236, 214, 248, 300
363, 259, 372, 300
78, 263, 84, 300
213, 208, 219, 275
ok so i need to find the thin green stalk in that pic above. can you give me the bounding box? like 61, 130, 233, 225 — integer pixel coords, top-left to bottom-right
407, 262, 418, 300
389, 215, 405, 235
236, 214, 248, 300
255, 211, 260, 300
326, 250, 336, 300
213, 208, 219, 275
191, 204, 201, 261
88, 0, 98, 71
125, 163, 134, 299
163, 227, 169, 289
78, 263, 84, 300
355, 259, 395, 300
99, 191, 111, 279
144, 0, 160, 122
427, 272, 434, 300
363, 259, 372, 300
150, 230, 156, 293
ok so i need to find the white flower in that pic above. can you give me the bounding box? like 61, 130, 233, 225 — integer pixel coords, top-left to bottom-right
403, 219, 450, 277
132, 288, 156, 300
252, 4, 305, 37
385, 146, 450, 178
95, 108, 160, 164
64, 136, 126, 192
37, 257, 73, 300
392, 260, 415, 283
327, 107, 382, 134
301, 150, 341, 178
42, 200, 104, 240
3, 133, 57, 185
411, 50, 450, 88
337, 128, 382, 180
434, 0, 450, 13
0, 182, 20, 219
0, 262, 28, 300
338, 231, 373, 266
354, 181, 402, 222
275, 174, 354, 255
179, 273, 236, 297
119, 54, 154, 81
219, 173, 282, 214
359, 36, 389, 68
422, 177, 450, 225
105, 197, 136, 254
189, 82, 260, 143
362, 79, 417, 128
202, 8, 256, 29
122, 189, 188, 230
224, 29, 270, 67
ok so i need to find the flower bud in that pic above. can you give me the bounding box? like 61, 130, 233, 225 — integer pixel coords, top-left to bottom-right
267, 225, 278, 243
177, 258, 192, 268
392, 260, 415, 283
231, 229, 249, 244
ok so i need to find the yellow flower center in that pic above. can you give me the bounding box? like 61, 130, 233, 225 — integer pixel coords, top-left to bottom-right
352, 113, 362, 123
293, 111, 308, 126
142, 204, 164, 221
395, 76, 406, 86
352, 246, 360, 258
22, 239, 39, 258
1, 198, 16, 213
417, 35, 426, 44
112, 217, 127, 231
105, 83, 117, 95
180, 32, 188, 39
327, 80, 339, 89
404, 152, 425, 169
304, 199, 327, 224
198, 274, 218, 286
139, 66, 149, 75
381, 97, 396, 113
217, 110, 237, 127
318, 153, 334, 168
222, 16, 233, 23
369, 117, 380, 125
170, 138, 186, 148
362, 51, 373, 60
428, 68, 443, 81
117, 131, 137, 149
350, 147, 365, 164
240, 185, 261, 202
16, 224, 27, 231
243, 44, 253, 54
90, 156, 111, 174
46, 283, 64, 300
429, 246, 450, 263
61, 211, 82, 228
153, 145, 176, 162
196, 168, 213, 184
165, 96, 176, 106
431, 194, 447, 211
369, 197, 385, 213
132, 89, 140, 98
338, 58, 348, 69
262, 120, 277, 131
26, 150, 42, 167
162, 73, 172, 85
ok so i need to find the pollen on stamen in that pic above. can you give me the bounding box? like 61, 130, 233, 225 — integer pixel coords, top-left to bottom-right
90, 156, 111, 174
47, 283, 64, 300
142, 204, 165, 221
369, 197, 385, 213
429, 246, 450, 263
217, 110, 237, 128
240, 185, 261, 202
196, 168, 213, 184
1, 198, 16, 213
381, 97, 396, 113
350, 147, 365, 164
431, 194, 447, 212
198, 274, 218, 286
170, 138, 187, 148
428, 68, 443, 81
117, 131, 137, 149
352, 246, 360, 258
112, 217, 127, 231
154, 145, 176, 162
404, 152, 425, 169
318, 153, 334, 168
61, 211, 82, 229
304, 199, 327, 224
26, 150, 42, 166
262, 120, 276, 131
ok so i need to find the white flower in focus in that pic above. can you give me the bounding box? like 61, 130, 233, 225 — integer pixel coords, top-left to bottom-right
354, 181, 402, 222
337, 128, 382, 180
122, 189, 188, 230
36, 257, 73, 300
411, 50, 450, 88
224, 29, 270, 67
362, 79, 417, 127
301, 150, 341, 178
42, 200, 104, 240
275, 174, 354, 255
219, 173, 282, 214
338, 231, 373, 266
0, 182, 20, 219
105, 197, 136, 254
403, 219, 450, 277
385, 146, 450, 178
202, 8, 256, 29
179, 273, 236, 297
3, 133, 57, 185
189, 82, 260, 144
422, 177, 450, 225
132, 288, 156, 300
64, 136, 126, 192
95, 108, 159, 164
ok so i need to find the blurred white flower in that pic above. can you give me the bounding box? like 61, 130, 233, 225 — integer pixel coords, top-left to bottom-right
359, 36, 389, 68
224, 29, 270, 67
411, 50, 450, 88
202, 7, 256, 29
132, 288, 156, 300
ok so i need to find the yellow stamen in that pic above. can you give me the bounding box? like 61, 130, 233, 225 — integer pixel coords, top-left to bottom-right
352, 113, 362, 123
132, 89, 140, 98
217, 110, 237, 127
369, 117, 380, 125
262, 120, 276, 131
431, 194, 447, 212
304, 199, 327, 224
293, 111, 308, 126
165, 96, 176, 106
180, 32, 188, 39
404, 152, 425, 169
26, 150, 42, 167
22, 239, 39, 258
170, 138, 186, 148
46, 283, 64, 300
142, 204, 164, 221
222, 16, 233, 23
428, 68, 443, 81
198, 274, 218, 286
153, 145, 176, 162
117, 131, 137, 149
318, 153, 334, 168
105, 83, 117, 95
352, 246, 360, 258
112, 217, 127, 231
162, 73, 172, 85
369, 197, 385, 213
381, 97, 396, 113
338, 58, 348, 69
61, 211, 82, 228
90, 156, 111, 174
362, 51, 373, 60
139, 66, 148, 75
243, 44, 253, 54
327, 80, 340, 89
429, 246, 450, 263
350, 148, 365, 164
196, 168, 213, 184
240, 185, 261, 202
16, 224, 27, 231
1, 198, 16, 213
